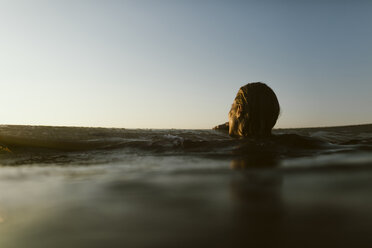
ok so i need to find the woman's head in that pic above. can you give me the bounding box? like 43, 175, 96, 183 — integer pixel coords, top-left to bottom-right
228, 82, 280, 137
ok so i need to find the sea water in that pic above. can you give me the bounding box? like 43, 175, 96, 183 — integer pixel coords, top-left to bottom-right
0, 124, 372, 247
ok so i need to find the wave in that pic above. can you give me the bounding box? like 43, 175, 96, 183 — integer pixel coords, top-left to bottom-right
1, 124, 372, 166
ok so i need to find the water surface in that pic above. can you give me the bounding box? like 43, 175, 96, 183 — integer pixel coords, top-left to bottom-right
1, 124, 372, 247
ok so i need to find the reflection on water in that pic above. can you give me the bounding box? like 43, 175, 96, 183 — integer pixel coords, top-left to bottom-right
229, 157, 372, 248
230, 156, 278, 169
0, 155, 372, 247
229, 167, 284, 247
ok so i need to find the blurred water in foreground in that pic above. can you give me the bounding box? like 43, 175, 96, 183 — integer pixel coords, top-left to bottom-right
1, 124, 372, 247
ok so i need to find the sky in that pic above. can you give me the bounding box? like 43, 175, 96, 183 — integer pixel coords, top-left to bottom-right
0, 0, 371, 129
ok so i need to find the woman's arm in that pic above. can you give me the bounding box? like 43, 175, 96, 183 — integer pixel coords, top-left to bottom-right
213, 122, 229, 132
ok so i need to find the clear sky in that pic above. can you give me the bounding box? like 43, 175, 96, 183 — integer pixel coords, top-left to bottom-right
0, 0, 371, 129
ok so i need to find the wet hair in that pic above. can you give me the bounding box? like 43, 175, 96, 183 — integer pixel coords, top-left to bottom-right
229, 82, 280, 137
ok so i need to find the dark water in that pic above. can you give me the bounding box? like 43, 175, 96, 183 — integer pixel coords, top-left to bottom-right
1, 124, 372, 247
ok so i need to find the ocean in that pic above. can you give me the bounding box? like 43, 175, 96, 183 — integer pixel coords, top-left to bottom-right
0, 124, 372, 247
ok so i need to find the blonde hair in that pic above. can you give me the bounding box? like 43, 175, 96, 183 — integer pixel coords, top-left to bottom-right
230, 82, 280, 137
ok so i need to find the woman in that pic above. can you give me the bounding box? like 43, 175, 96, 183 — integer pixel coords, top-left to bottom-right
214, 82, 280, 138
